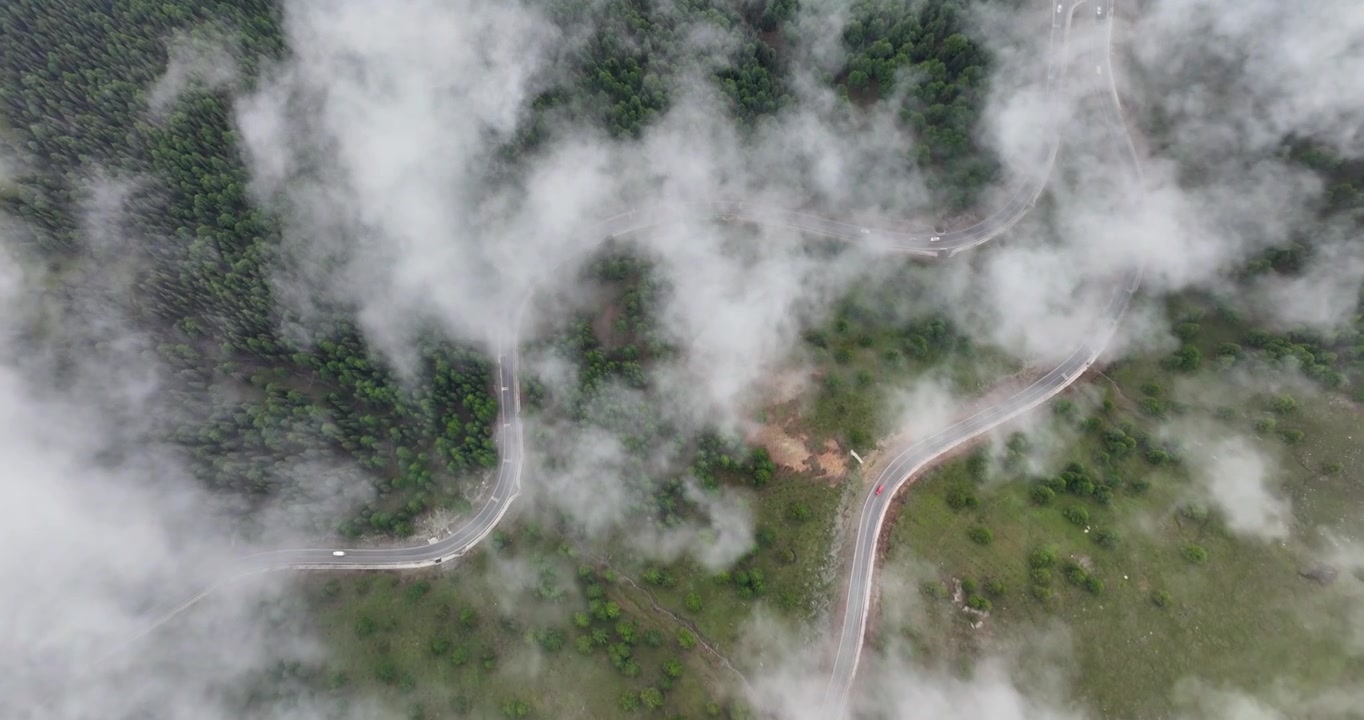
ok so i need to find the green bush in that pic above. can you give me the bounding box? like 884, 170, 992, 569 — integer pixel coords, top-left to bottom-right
1094, 487, 1114, 506
1139, 396, 1165, 417
662, 658, 684, 679
1182, 544, 1208, 564
946, 487, 979, 510
1028, 546, 1057, 569
968, 526, 994, 544
1179, 503, 1209, 522
1268, 394, 1298, 415
920, 580, 950, 599
1030, 485, 1055, 506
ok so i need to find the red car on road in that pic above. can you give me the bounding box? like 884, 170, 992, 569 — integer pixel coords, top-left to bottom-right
875, 484, 885, 496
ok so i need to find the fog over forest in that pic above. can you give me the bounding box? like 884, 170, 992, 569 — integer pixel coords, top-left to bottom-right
0, 0, 1361, 718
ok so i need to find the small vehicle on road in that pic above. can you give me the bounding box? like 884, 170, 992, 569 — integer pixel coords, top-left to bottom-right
859, 227, 871, 235
332, 551, 346, 557
929, 236, 941, 243
875, 484, 885, 496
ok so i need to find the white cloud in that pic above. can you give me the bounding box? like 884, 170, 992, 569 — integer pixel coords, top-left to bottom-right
1186, 434, 1292, 541
148, 30, 240, 117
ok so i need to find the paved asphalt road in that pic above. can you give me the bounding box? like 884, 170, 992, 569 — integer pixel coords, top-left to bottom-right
211, 0, 1085, 579
234, 344, 526, 571
120, 0, 1145, 712
820, 0, 1148, 715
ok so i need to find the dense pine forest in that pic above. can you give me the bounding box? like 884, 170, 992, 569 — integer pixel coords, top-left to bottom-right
0, 0, 998, 538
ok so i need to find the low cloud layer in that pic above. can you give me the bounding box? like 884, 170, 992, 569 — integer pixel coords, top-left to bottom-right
235, 0, 574, 363
6, 0, 1364, 718
749, 654, 1085, 720
148, 29, 240, 118
1173, 679, 1364, 720
518, 389, 757, 571
1130, 0, 1364, 159
741, 559, 1087, 720
230, 0, 1364, 418
1186, 434, 1292, 541
229, 0, 1363, 715
0, 217, 347, 718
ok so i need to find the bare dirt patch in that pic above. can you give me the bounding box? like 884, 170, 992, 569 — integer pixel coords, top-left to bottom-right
814, 438, 849, 478
591, 303, 624, 349
747, 421, 851, 483
745, 370, 853, 482
751, 422, 812, 472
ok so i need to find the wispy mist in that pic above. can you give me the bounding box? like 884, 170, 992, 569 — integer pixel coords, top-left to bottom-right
6, 0, 1364, 716
0, 200, 360, 718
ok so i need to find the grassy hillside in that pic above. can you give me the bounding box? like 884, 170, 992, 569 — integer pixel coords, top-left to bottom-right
884, 306, 1364, 718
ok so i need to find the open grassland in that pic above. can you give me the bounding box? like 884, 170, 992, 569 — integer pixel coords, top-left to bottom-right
300, 466, 843, 719
638, 468, 844, 650
884, 308, 1364, 718
301, 537, 730, 719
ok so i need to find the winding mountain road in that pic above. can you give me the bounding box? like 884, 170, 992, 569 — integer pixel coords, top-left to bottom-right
822, 0, 1146, 715
178, 0, 1086, 578
120, 0, 1146, 713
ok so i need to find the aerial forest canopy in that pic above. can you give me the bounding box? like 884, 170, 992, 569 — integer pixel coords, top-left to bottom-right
0, 0, 997, 538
